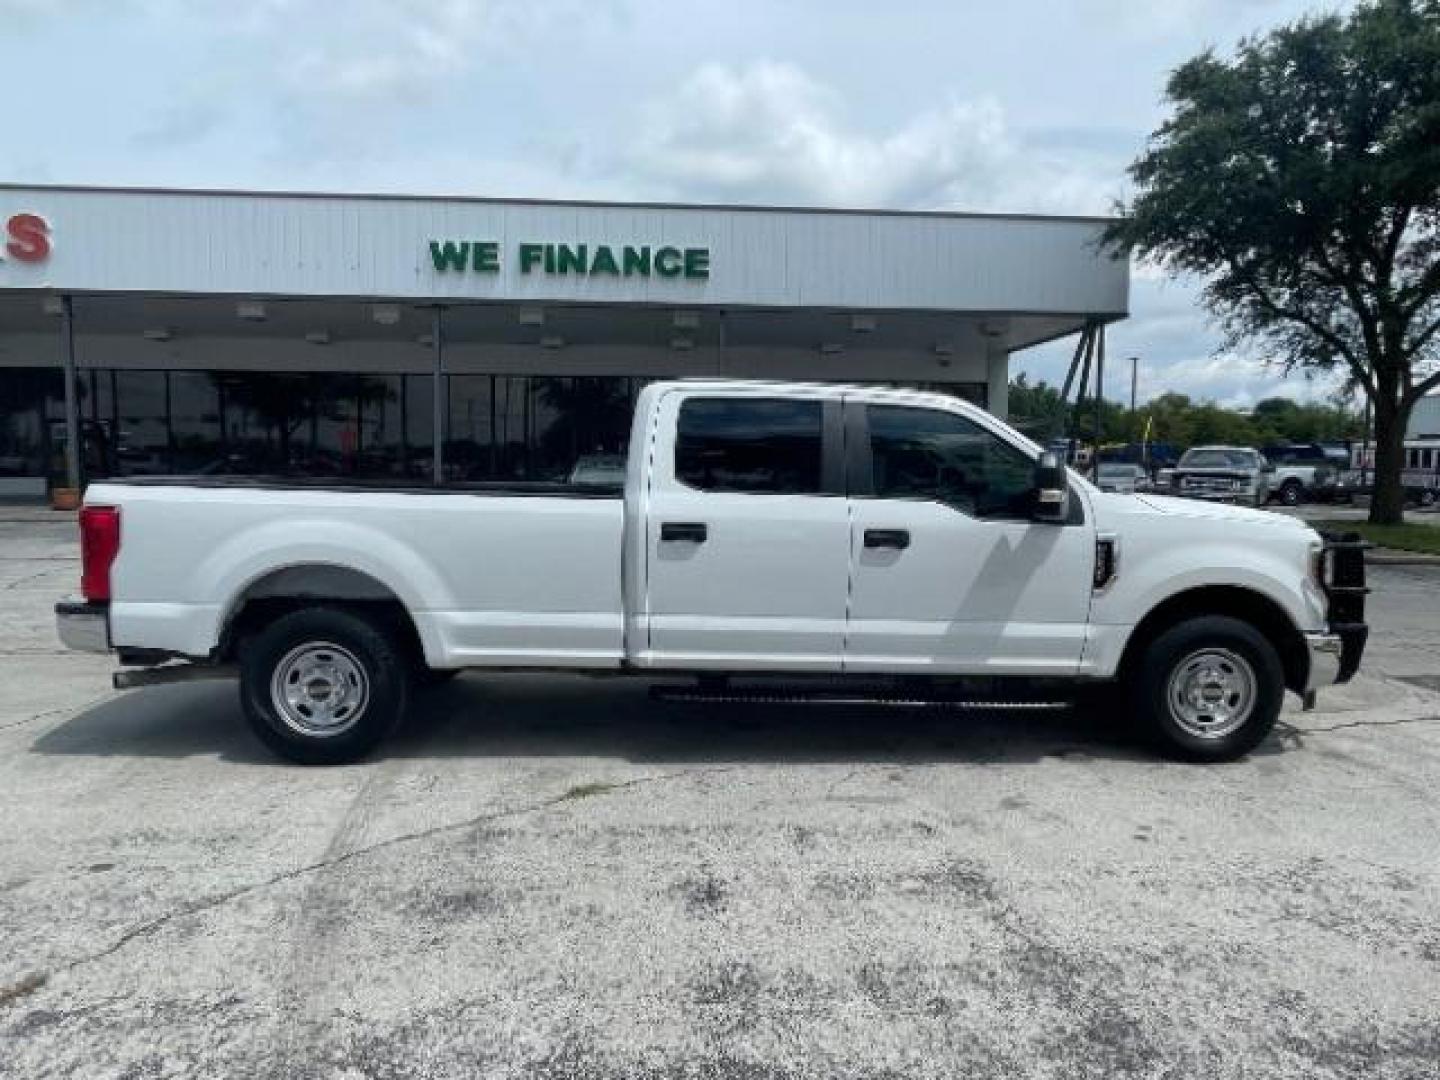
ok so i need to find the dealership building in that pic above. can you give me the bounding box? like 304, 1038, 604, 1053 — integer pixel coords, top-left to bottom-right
0, 184, 1128, 499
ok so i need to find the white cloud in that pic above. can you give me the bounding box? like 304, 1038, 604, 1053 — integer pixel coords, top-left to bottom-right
630, 61, 1118, 214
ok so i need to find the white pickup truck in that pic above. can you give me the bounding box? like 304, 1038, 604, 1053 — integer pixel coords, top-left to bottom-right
56, 380, 1368, 765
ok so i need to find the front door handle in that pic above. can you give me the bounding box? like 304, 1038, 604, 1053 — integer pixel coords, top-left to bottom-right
864, 528, 910, 550
661, 522, 708, 544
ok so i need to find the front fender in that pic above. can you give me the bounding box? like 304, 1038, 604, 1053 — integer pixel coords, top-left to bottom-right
1083, 537, 1323, 679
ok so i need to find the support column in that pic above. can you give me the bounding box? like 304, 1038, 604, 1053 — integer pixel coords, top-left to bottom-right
985, 337, 1009, 420
431, 307, 444, 486
60, 295, 81, 492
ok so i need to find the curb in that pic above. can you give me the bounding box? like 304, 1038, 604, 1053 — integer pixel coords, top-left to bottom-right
1367, 548, 1440, 566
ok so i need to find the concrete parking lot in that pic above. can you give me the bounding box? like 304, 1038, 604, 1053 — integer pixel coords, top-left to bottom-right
2, 510, 1438, 1079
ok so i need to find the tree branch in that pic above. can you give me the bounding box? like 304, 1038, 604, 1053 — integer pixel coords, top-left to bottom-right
1408, 314, 1440, 362
1231, 264, 1377, 399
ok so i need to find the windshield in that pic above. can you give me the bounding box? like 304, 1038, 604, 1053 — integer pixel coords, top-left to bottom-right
1097, 464, 1137, 479
1179, 449, 1253, 469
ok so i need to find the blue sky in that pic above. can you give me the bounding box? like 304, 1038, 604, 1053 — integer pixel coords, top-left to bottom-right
2, 0, 1357, 407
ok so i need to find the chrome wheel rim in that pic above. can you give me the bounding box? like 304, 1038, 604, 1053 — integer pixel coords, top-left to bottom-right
269, 642, 370, 737
1166, 648, 1256, 739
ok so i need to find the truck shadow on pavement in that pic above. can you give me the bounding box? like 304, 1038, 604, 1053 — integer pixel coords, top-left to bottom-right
30, 672, 1238, 766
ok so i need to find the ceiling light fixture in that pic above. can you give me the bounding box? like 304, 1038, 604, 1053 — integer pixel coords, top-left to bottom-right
851, 314, 877, 333
672, 311, 700, 330
819, 342, 845, 355
372, 304, 401, 326
539, 334, 565, 349
142, 327, 172, 342
236, 301, 267, 322
304, 330, 331, 345
518, 306, 545, 326
670, 336, 695, 351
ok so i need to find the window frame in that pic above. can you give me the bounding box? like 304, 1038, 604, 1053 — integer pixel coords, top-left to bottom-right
844, 398, 1081, 525
671, 394, 844, 498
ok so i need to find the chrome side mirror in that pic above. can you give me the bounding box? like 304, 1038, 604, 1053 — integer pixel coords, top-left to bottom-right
1032, 451, 1068, 524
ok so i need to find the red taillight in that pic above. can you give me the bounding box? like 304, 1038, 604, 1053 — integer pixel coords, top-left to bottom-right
79, 505, 121, 602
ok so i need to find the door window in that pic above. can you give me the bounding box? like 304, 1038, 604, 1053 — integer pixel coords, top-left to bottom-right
676, 398, 822, 494
865, 405, 1035, 519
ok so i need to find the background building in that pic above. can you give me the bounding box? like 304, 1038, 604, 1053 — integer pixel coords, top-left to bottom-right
0, 184, 1128, 499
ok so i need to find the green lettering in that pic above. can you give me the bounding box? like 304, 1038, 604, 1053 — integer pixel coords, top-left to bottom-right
590, 245, 620, 275
683, 247, 710, 279
557, 243, 587, 274
430, 240, 469, 273
543, 244, 557, 273
623, 245, 651, 276
655, 246, 683, 277
518, 243, 544, 274
472, 241, 500, 273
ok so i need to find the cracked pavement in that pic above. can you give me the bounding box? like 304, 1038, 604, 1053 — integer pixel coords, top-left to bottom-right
2, 512, 1439, 1079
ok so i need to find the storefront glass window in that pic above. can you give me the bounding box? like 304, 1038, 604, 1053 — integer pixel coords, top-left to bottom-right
169, 372, 223, 473
112, 371, 169, 476
0, 368, 62, 481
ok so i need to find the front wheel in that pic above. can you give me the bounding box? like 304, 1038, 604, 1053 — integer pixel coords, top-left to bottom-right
1131, 615, 1284, 762
1278, 480, 1303, 507
240, 606, 410, 765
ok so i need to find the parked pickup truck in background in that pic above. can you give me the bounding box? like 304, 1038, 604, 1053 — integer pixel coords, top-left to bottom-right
57, 380, 1368, 765
1169, 446, 1271, 507
1261, 444, 1341, 506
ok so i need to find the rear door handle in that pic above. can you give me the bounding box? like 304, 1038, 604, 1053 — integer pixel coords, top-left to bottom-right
661, 522, 708, 544
864, 528, 910, 550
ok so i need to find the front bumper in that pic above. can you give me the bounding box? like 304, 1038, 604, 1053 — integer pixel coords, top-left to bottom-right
56, 600, 110, 654
1303, 625, 1369, 693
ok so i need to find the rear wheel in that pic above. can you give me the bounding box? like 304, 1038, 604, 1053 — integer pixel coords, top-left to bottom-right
1131, 615, 1284, 762
240, 606, 409, 765
1278, 480, 1303, 507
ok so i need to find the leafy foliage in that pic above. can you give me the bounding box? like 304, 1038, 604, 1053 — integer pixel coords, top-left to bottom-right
1008, 375, 1363, 449
1106, 0, 1440, 522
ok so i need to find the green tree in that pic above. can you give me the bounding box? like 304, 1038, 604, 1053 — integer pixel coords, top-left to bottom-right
1106, 0, 1440, 523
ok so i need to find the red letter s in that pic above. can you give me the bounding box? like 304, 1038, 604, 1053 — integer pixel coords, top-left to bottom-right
5, 213, 51, 263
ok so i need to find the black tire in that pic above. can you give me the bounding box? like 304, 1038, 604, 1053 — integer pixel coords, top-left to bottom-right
239, 606, 410, 765
1279, 480, 1303, 507
1130, 615, 1284, 762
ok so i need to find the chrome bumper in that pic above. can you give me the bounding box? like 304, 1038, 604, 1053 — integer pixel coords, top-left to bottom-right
1304, 633, 1342, 693
56, 600, 110, 654
1303, 624, 1369, 703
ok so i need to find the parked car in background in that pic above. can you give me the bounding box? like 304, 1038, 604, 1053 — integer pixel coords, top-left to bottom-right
1170, 446, 1271, 507
1261, 444, 1340, 506
1095, 462, 1151, 494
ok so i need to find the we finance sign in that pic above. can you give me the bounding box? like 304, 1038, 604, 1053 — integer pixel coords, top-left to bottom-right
428, 239, 710, 280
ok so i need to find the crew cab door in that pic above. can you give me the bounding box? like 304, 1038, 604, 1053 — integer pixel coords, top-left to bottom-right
637, 389, 850, 670
843, 398, 1095, 675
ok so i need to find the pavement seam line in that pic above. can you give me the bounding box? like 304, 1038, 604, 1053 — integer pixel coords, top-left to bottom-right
1296, 714, 1440, 734
6, 764, 738, 1007
0, 694, 116, 733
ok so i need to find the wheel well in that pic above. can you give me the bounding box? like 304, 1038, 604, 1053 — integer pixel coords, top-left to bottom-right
219, 564, 424, 666
1117, 585, 1308, 692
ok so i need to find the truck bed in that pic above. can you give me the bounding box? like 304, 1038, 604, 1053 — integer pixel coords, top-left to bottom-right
90, 479, 628, 668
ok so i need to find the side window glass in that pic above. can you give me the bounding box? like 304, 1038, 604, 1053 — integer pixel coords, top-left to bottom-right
866, 405, 1035, 519
676, 398, 822, 494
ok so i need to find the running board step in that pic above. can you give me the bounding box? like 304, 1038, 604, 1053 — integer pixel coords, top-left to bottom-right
651, 687, 1070, 710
